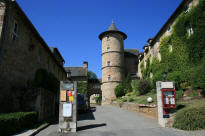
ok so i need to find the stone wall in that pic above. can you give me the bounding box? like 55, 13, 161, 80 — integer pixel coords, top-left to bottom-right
35, 89, 57, 121
112, 101, 158, 119
124, 55, 138, 76
0, 1, 66, 113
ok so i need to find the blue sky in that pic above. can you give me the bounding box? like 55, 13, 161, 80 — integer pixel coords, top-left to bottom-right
17, 0, 182, 78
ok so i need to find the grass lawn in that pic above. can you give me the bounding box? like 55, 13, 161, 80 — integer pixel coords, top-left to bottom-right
116, 92, 157, 104
173, 98, 205, 130
176, 98, 205, 110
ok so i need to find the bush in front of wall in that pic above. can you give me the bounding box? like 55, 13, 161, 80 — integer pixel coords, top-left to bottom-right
114, 83, 125, 98
173, 106, 205, 130
123, 74, 132, 93
0, 112, 37, 136
138, 80, 151, 95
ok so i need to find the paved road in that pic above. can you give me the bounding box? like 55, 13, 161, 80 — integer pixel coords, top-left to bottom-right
36, 105, 205, 136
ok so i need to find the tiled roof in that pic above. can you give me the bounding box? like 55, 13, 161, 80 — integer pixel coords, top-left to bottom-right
124, 49, 139, 56
64, 67, 87, 77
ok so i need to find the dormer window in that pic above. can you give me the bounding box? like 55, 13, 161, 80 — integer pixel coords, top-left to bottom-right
185, 4, 190, 13
187, 25, 194, 37
108, 75, 111, 81
168, 25, 172, 32
158, 38, 160, 43
11, 20, 18, 41
107, 47, 110, 51
107, 61, 110, 66
169, 41, 173, 52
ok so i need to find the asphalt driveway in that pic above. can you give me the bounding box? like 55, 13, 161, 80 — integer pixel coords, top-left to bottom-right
36, 105, 205, 136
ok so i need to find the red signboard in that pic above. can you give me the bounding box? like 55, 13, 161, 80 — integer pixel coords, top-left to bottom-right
161, 89, 176, 109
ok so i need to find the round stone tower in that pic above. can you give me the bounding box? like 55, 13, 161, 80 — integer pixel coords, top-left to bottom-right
99, 22, 127, 105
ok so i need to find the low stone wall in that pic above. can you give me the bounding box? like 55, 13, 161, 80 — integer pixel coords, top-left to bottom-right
111, 101, 158, 119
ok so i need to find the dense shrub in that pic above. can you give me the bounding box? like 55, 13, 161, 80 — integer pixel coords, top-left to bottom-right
175, 90, 184, 100
132, 80, 140, 94
114, 83, 125, 98
138, 80, 151, 95
173, 106, 205, 130
123, 74, 132, 93
190, 57, 205, 92
0, 112, 37, 136
32, 69, 59, 93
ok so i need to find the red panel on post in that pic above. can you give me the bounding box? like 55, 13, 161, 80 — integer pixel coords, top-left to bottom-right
161, 89, 176, 109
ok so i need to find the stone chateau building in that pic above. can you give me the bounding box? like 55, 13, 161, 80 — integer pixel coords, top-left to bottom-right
138, 0, 199, 78
0, 0, 67, 114
99, 0, 199, 105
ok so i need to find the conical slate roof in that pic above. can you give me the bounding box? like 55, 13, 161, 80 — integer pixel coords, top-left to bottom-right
99, 22, 127, 40
107, 22, 118, 31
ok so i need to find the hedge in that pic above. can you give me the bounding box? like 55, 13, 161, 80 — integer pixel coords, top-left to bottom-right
173, 106, 205, 130
0, 112, 37, 136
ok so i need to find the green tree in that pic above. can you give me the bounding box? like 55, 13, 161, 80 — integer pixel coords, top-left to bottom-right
123, 73, 132, 93
88, 70, 97, 79
77, 82, 88, 94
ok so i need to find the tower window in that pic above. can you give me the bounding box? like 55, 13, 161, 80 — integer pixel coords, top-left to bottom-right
108, 75, 111, 81
107, 47, 110, 51
107, 61, 110, 66
106, 36, 110, 41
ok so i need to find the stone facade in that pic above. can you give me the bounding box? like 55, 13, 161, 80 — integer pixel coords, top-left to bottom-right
0, 1, 66, 113
99, 22, 139, 105
138, 0, 199, 78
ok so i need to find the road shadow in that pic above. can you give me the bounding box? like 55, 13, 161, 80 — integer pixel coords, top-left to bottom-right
77, 123, 106, 131
77, 106, 96, 121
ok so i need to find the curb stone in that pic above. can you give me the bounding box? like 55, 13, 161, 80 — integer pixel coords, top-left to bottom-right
29, 123, 50, 136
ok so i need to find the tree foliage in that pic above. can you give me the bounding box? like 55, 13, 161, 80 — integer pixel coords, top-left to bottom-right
88, 70, 97, 79
77, 82, 88, 94
114, 83, 125, 98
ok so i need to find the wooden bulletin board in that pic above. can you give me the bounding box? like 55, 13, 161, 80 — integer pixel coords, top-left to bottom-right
60, 90, 67, 102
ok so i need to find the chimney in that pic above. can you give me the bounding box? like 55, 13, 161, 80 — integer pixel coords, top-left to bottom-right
83, 61, 88, 69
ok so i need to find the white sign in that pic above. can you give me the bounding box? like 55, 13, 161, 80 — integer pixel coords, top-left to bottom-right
161, 82, 173, 89
63, 103, 72, 117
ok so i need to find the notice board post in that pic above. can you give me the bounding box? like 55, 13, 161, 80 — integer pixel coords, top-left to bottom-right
156, 81, 176, 127
59, 80, 77, 133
